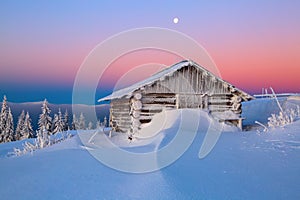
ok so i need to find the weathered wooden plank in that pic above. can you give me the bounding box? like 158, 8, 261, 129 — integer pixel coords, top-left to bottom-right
111, 114, 130, 118
111, 104, 130, 110
140, 110, 162, 116
142, 104, 176, 110
111, 118, 131, 123
111, 98, 130, 103
142, 93, 176, 98
113, 121, 131, 127
141, 97, 176, 104
139, 112, 156, 116
209, 105, 233, 109
111, 118, 130, 123
141, 107, 161, 112
111, 116, 130, 121
116, 122, 131, 127
111, 104, 129, 109
176, 93, 206, 108
111, 100, 130, 104
111, 111, 130, 116
114, 116, 130, 121
210, 108, 242, 114
111, 110, 130, 115
208, 99, 231, 104
209, 93, 233, 97
208, 102, 232, 106
142, 102, 176, 107
111, 116, 131, 121
143, 102, 176, 106
110, 108, 130, 113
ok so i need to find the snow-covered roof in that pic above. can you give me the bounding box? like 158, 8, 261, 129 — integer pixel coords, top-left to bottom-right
98, 60, 254, 102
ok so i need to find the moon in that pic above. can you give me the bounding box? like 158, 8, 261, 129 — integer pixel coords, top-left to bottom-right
173, 17, 179, 24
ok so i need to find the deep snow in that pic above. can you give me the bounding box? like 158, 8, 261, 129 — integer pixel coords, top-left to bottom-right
0, 97, 299, 199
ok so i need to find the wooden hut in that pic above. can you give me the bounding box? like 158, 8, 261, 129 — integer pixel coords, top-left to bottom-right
98, 60, 254, 133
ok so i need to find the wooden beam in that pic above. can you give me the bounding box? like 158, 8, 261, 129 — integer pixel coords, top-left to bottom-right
141, 97, 176, 104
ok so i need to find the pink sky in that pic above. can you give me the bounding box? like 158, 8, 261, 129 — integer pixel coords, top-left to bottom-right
1, 1, 299, 103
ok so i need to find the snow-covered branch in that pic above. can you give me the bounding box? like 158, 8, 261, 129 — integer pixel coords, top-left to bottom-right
11, 129, 74, 156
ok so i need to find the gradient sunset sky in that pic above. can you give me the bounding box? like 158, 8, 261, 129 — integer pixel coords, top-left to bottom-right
1, 0, 299, 104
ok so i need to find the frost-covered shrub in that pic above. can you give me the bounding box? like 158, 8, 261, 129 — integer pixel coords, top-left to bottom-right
255, 105, 299, 133
12, 141, 37, 156
267, 106, 300, 129
11, 129, 73, 156
262, 88, 300, 131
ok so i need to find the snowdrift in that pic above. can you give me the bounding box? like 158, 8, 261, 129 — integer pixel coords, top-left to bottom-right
137, 109, 237, 139
0, 98, 300, 199
242, 96, 300, 125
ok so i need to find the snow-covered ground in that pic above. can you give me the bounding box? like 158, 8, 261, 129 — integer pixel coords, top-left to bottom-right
0, 97, 300, 199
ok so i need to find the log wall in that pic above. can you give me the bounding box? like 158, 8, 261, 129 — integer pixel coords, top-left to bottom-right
139, 93, 176, 125
109, 65, 246, 132
109, 98, 131, 133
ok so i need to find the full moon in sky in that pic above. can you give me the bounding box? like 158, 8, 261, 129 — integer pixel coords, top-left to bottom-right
173, 17, 179, 24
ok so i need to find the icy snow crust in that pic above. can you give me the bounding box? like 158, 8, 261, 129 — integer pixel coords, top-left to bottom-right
0, 97, 300, 199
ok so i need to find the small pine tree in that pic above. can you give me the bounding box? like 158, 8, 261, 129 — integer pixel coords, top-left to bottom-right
88, 121, 93, 130
53, 109, 65, 134
22, 112, 34, 139
63, 109, 69, 131
38, 99, 52, 134
51, 114, 58, 133
72, 114, 79, 130
15, 110, 25, 140
0, 95, 8, 142
3, 108, 14, 142
96, 120, 101, 129
79, 113, 86, 130
103, 116, 107, 127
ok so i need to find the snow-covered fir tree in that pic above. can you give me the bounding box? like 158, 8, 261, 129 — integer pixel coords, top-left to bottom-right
63, 109, 69, 131
2, 108, 14, 143
0, 95, 9, 142
0, 96, 15, 143
36, 128, 50, 148
96, 120, 101, 129
38, 99, 52, 134
88, 121, 93, 130
103, 116, 107, 127
22, 112, 34, 139
79, 113, 86, 130
52, 109, 65, 134
51, 114, 58, 132
15, 110, 25, 141
71, 114, 79, 130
